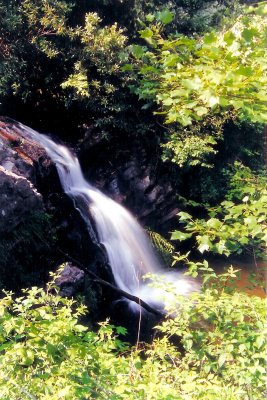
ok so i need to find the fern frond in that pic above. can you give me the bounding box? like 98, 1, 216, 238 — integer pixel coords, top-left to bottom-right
146, 228, 174, 266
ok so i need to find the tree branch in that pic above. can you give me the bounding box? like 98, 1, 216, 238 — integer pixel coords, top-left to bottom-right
57, 249, 165, 318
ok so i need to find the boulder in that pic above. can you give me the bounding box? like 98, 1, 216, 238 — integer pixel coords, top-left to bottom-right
55, 263, 85, 297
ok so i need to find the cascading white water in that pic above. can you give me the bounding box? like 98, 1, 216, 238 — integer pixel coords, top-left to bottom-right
16, 122, 196, 309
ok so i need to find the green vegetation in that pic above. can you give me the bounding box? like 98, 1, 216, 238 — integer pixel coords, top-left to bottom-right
0, 1, 266, 398
0, 265, 266, 399
0, 0, 71, 101
172, 164, 267, 258
147, 228, 175, 265
128, 3, 267, 166
0, 0, 156, 138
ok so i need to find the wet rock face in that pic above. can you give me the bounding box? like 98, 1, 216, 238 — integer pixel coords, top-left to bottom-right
79, 135, 179, 234
0, 118, 57, 289
0, 117, 98, 291
0, 167, 43, 235
0, 118, 53, 182
116, 158, 180, 232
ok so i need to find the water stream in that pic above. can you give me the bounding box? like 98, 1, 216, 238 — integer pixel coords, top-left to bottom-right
16, 123, 195, 309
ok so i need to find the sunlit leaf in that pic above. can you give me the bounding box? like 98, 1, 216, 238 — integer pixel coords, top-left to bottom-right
171, 230, 192, 241
158, 10, 174, 25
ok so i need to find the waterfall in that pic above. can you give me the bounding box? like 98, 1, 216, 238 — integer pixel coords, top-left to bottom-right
16, 122, 196, 309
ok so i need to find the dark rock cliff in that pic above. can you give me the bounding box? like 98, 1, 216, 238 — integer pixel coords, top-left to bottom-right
78, 130, 179, 235
0, 117, 98, 291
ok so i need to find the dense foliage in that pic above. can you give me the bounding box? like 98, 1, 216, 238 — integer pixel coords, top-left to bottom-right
0, 0, 138, 137
0, 0, 71, 102
0, 1, 266, 399
128, 3, 267, 166
0, 267, 266, 399
0, 1, 265, 182
172, 163, 267, 258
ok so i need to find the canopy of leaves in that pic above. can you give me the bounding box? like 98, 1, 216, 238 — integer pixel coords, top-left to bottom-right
129, 3, 267, 166
0, 0, 72, 94
0, 0, 154, 139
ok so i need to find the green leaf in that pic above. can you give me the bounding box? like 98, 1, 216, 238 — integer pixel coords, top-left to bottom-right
239, 343, 246, 352
223, 31, 236, 45
179, 114, 192, 126
58, 386, 72, 397
198, 235, 212, 253
251, 225, 262, 237
75, 324, 88, 332
255, 3, 267, 16
255, 336, 265, 349
218, 353, 227, 368
206, 218, 222, 229
171, 230, 192, 241
131, 45, 144, 59
204, 32, 217, 44
242, 28, 258, 42
198, 243, 210, 253
261, 232, 267, 244
206, 95, 219, 108
195, 106, 208, 116
178, 211, 192, 221
181, 78, 202, 91
158, 10, 174, 25
121, 64, 133, 72
164, 54, 180, 67
244, 216, 257, 226
214, 241, 226, 255
170, 89, 189, 97
184, 339, 193, 350
221, 201, 234, 208
145, 14, 155, 22
116, 326, 127, 335
162, 98, 173, 106
219, 97, 229, 107
235, 66, 253, 77
139, 28, 153, 39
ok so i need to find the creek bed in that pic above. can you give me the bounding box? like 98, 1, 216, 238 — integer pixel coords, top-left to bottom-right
208, 256, 266, 298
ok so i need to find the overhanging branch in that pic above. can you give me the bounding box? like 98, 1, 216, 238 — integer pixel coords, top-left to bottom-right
57, 249, 165, 318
